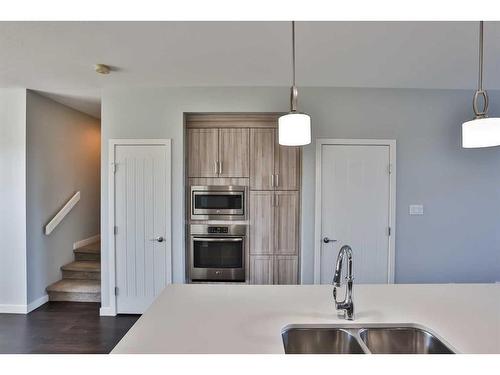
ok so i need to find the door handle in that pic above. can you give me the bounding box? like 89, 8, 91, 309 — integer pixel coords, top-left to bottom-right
214, 160, 218, 175
323, 237, 337, 244
152, 236, 164, 243
271, 174, 275, 187
276, 174, 279, 187
219, 161, 222, 175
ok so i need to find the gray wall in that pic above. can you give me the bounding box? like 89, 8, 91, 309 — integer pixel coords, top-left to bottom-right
300, 88, 500, 284
100, 87, 500, 310
26, 91, 101, 304
101, 88, 289, 307
0, 88, 27, 311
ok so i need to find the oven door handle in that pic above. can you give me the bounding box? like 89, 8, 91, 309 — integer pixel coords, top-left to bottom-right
192, 237, 244, 242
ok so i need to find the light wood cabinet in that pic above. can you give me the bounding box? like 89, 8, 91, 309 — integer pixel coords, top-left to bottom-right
250, 256, 274, 285
250, 128, 275, 190
274, 191, 299, 255
250, 128, 300, 190
249, 191, 274, 255
275, 145, 301, 190
250, 255, 298, 285
185, 114, 300, 286
274, 255, 298, 285
249, 191, 299, 284
188, 128, 249, 178
219, 128, 249, 177
187, 128, 219, 177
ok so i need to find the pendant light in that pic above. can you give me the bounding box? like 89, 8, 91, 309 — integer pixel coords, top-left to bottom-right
462, 21, 500, 148
278, 21, 311, 146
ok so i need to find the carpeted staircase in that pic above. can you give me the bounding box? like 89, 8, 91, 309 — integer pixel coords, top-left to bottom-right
46, 241, 101, 302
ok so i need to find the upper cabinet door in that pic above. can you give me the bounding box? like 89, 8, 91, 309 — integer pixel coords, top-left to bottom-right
274, 191, 299, 255
218, 128, 249, 177
250, 128, 275, 190
187, 128, 219, 177
275, 140, 301, 191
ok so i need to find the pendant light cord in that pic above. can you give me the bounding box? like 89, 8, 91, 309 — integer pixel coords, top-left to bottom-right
473, 20, 489, 118
292, 21, 296, 87
478, 21, 484, 91
290, 21, 298, 111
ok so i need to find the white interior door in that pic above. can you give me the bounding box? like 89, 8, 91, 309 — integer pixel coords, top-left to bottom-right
114, 142, 171, 313
316, 140, 395, 284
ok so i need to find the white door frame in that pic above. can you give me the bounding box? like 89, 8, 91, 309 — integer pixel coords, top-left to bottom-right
313, 139, 396, 284
107, 139, 172, 315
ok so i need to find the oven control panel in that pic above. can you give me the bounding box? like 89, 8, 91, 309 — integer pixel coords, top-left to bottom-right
189, 224, 247, 237
207, 226, 229, 234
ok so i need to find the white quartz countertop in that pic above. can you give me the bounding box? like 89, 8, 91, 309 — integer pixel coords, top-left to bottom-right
112, 283, 500, 354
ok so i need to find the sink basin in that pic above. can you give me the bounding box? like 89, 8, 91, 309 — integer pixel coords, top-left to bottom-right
282, 327, 365, 354
282, 325, 455, 354
359, 327, 454, 354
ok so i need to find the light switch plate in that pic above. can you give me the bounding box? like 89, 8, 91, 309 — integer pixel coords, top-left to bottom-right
409, 204, 424, 215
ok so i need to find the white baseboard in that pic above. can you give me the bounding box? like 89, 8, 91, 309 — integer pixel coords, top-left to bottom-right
100, 306, 116, 316
0, 304, 28, 314
27, 294, 49, 313
73, 234, 100, 250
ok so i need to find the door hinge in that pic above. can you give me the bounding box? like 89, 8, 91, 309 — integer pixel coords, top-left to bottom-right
111, 162, 117, 173
114, 286, 119, 296
388, 227, 392, 236
114, 226, 118, 235
388, 163, 393, 174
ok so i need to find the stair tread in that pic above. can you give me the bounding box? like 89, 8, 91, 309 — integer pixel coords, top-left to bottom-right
46, 279, 100, 294
74, 242, 100, 254
61, 261, 100, 272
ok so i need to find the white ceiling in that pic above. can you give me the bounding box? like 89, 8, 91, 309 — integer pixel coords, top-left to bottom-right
1, 21, 500, 118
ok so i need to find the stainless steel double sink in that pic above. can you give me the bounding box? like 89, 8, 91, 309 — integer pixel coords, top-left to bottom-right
282, 324, 455, 354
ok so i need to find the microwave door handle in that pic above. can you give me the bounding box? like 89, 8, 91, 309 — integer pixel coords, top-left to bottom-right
193, 237, 244, 242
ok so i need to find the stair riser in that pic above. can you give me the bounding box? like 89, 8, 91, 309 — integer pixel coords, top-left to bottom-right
62, 270, 100, 280
74, 253, 100, 261
48, 291, 101, 303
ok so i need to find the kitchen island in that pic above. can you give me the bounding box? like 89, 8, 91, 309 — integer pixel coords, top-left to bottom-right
112, 284, 500, 354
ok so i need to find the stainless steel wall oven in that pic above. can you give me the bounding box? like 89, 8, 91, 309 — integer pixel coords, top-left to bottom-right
189, 224, 246, 282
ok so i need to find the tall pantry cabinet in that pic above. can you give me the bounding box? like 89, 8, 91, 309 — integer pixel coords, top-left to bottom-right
249, 128, 300, 285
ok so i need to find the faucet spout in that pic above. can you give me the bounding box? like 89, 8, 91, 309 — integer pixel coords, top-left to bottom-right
332, 245, 354, 320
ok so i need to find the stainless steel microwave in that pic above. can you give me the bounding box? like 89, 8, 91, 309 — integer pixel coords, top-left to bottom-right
190, 185, 247, 221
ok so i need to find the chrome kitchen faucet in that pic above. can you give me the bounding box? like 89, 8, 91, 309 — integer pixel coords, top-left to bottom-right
332, 245, 354, 320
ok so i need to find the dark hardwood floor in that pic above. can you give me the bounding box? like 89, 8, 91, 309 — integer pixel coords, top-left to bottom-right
0, 302, 140, 354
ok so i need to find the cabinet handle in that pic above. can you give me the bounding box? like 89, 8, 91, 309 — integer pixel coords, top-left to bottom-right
272, 194, 279, 207
271, 174, 275, 188
219, 161, 222, 175
214, 160, 218, 175
276, 174, 279, 187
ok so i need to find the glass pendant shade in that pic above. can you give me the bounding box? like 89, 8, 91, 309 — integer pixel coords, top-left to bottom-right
462, 117, 500, 148
278, 112, 311, 146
